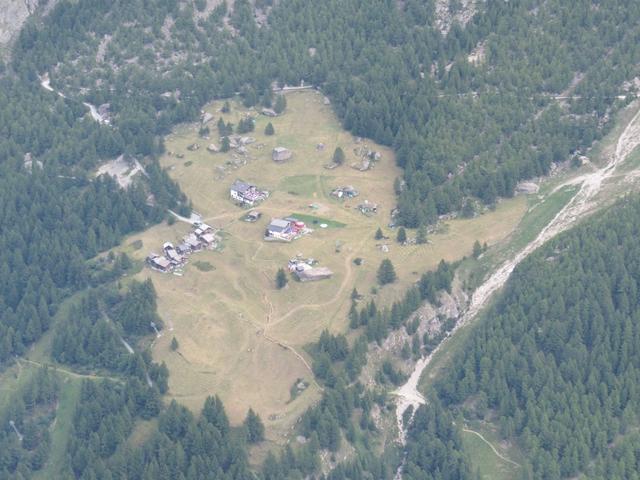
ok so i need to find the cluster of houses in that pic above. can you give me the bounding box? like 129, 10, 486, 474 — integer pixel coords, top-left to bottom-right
288, 257, 333, 282
147, 223, 218, 273
230, 180, 269, 207
265, 217, 310, 242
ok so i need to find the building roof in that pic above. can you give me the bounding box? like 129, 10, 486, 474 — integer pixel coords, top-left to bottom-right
297, 267, 333, 281
152, 256, 171, 269
268, 218, 291, 233
231, 180, 252, 194
201, 233, 216, 244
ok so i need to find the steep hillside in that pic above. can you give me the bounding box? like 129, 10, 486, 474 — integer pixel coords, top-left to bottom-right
435, 195, 640, 478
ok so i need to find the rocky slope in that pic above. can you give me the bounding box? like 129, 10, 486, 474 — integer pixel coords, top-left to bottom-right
0, 0, 48, 55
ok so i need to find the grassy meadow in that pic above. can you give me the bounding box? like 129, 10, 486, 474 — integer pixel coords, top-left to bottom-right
120, 91, 528, 444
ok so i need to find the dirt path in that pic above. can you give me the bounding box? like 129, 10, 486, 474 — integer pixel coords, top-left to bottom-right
393, 102, 640, 453
462, 427, 521, 467
19, 358, 120, 382
266, 235, 367, 328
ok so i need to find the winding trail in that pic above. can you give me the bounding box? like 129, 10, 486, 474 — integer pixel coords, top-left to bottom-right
266, 235, 367, 328
393, 102, 640, 459
18, 358, 120, 382
462, 427, 521, 467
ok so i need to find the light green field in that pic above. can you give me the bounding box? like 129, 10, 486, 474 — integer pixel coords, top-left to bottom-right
122, 91, 528, 445
461, 427, 521, 480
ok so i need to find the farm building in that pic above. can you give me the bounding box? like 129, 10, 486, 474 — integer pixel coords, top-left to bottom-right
147, 254, 171, 272
288, 258, 333, 282
244, 210, 262, 222
265, 218, 306, 241
200, 232, 217, 247
183, 233, 202, 251
297, 267, 333, 282
230, 180, 269, 206
272, 147, 292, 162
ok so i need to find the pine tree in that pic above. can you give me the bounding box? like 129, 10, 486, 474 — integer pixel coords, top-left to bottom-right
264, 122, 275, 135
397, 227, 407, 244
332, 147, 345, 165
374, 227, 384, 240
377, 259, 397, 285
472, 240, 482, 259
221, 101, 230, 113
276, 268, 288, 289
221, 136, 231, 152
217, 117, 226, 136
244, 408, 265, 443
170, 337, 179, 351
416, 225, 427, 244
274, 95, 287, 114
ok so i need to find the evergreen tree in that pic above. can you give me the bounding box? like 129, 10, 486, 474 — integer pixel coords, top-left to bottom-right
416, 225, 427, 244
332, 147, 345, 165
472, 240, 482, 259
274, 95, 287, 114
170, 337, 179, 351
397, 227, 407, 244
374, 228, 384, 240
221, 136, 231, 152
377, 259, 397, 285
221, 101, 231, 113
276, 268, 288, 289
244, 408, 265, 443
264, 122, 275, 135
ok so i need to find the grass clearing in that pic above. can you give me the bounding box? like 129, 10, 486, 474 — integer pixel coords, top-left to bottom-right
289, 212, 346, 228
34, 377, 82, 479
120, 91, 528, 445
193, 260, 215, 272
462, 428, 521, 480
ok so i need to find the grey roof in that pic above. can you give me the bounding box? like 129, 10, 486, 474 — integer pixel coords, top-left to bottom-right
231, 180, 252, 193
268, 218, 291, 233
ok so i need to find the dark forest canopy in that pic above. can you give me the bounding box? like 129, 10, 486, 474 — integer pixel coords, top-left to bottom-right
437, 196, 640, 478
12, 0, 640, 226
2, 1, 640, 479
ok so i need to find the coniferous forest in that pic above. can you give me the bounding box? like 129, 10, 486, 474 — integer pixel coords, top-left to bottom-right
2, 0, 640, 479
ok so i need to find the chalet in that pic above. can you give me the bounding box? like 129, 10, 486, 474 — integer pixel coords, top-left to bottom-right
166, 249, 183, 265
176, 243, 191, 255
288, 258, 332, 282
265, 218, 307, 241
184, 233, 202, 251
163, 242, 184, 265
200, 232, 217, 247
244, 210, 262, 222
297, 267, 333, 282
272, 147, 292, 163
147, 254, 171, 272
230, 180, 268, 206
